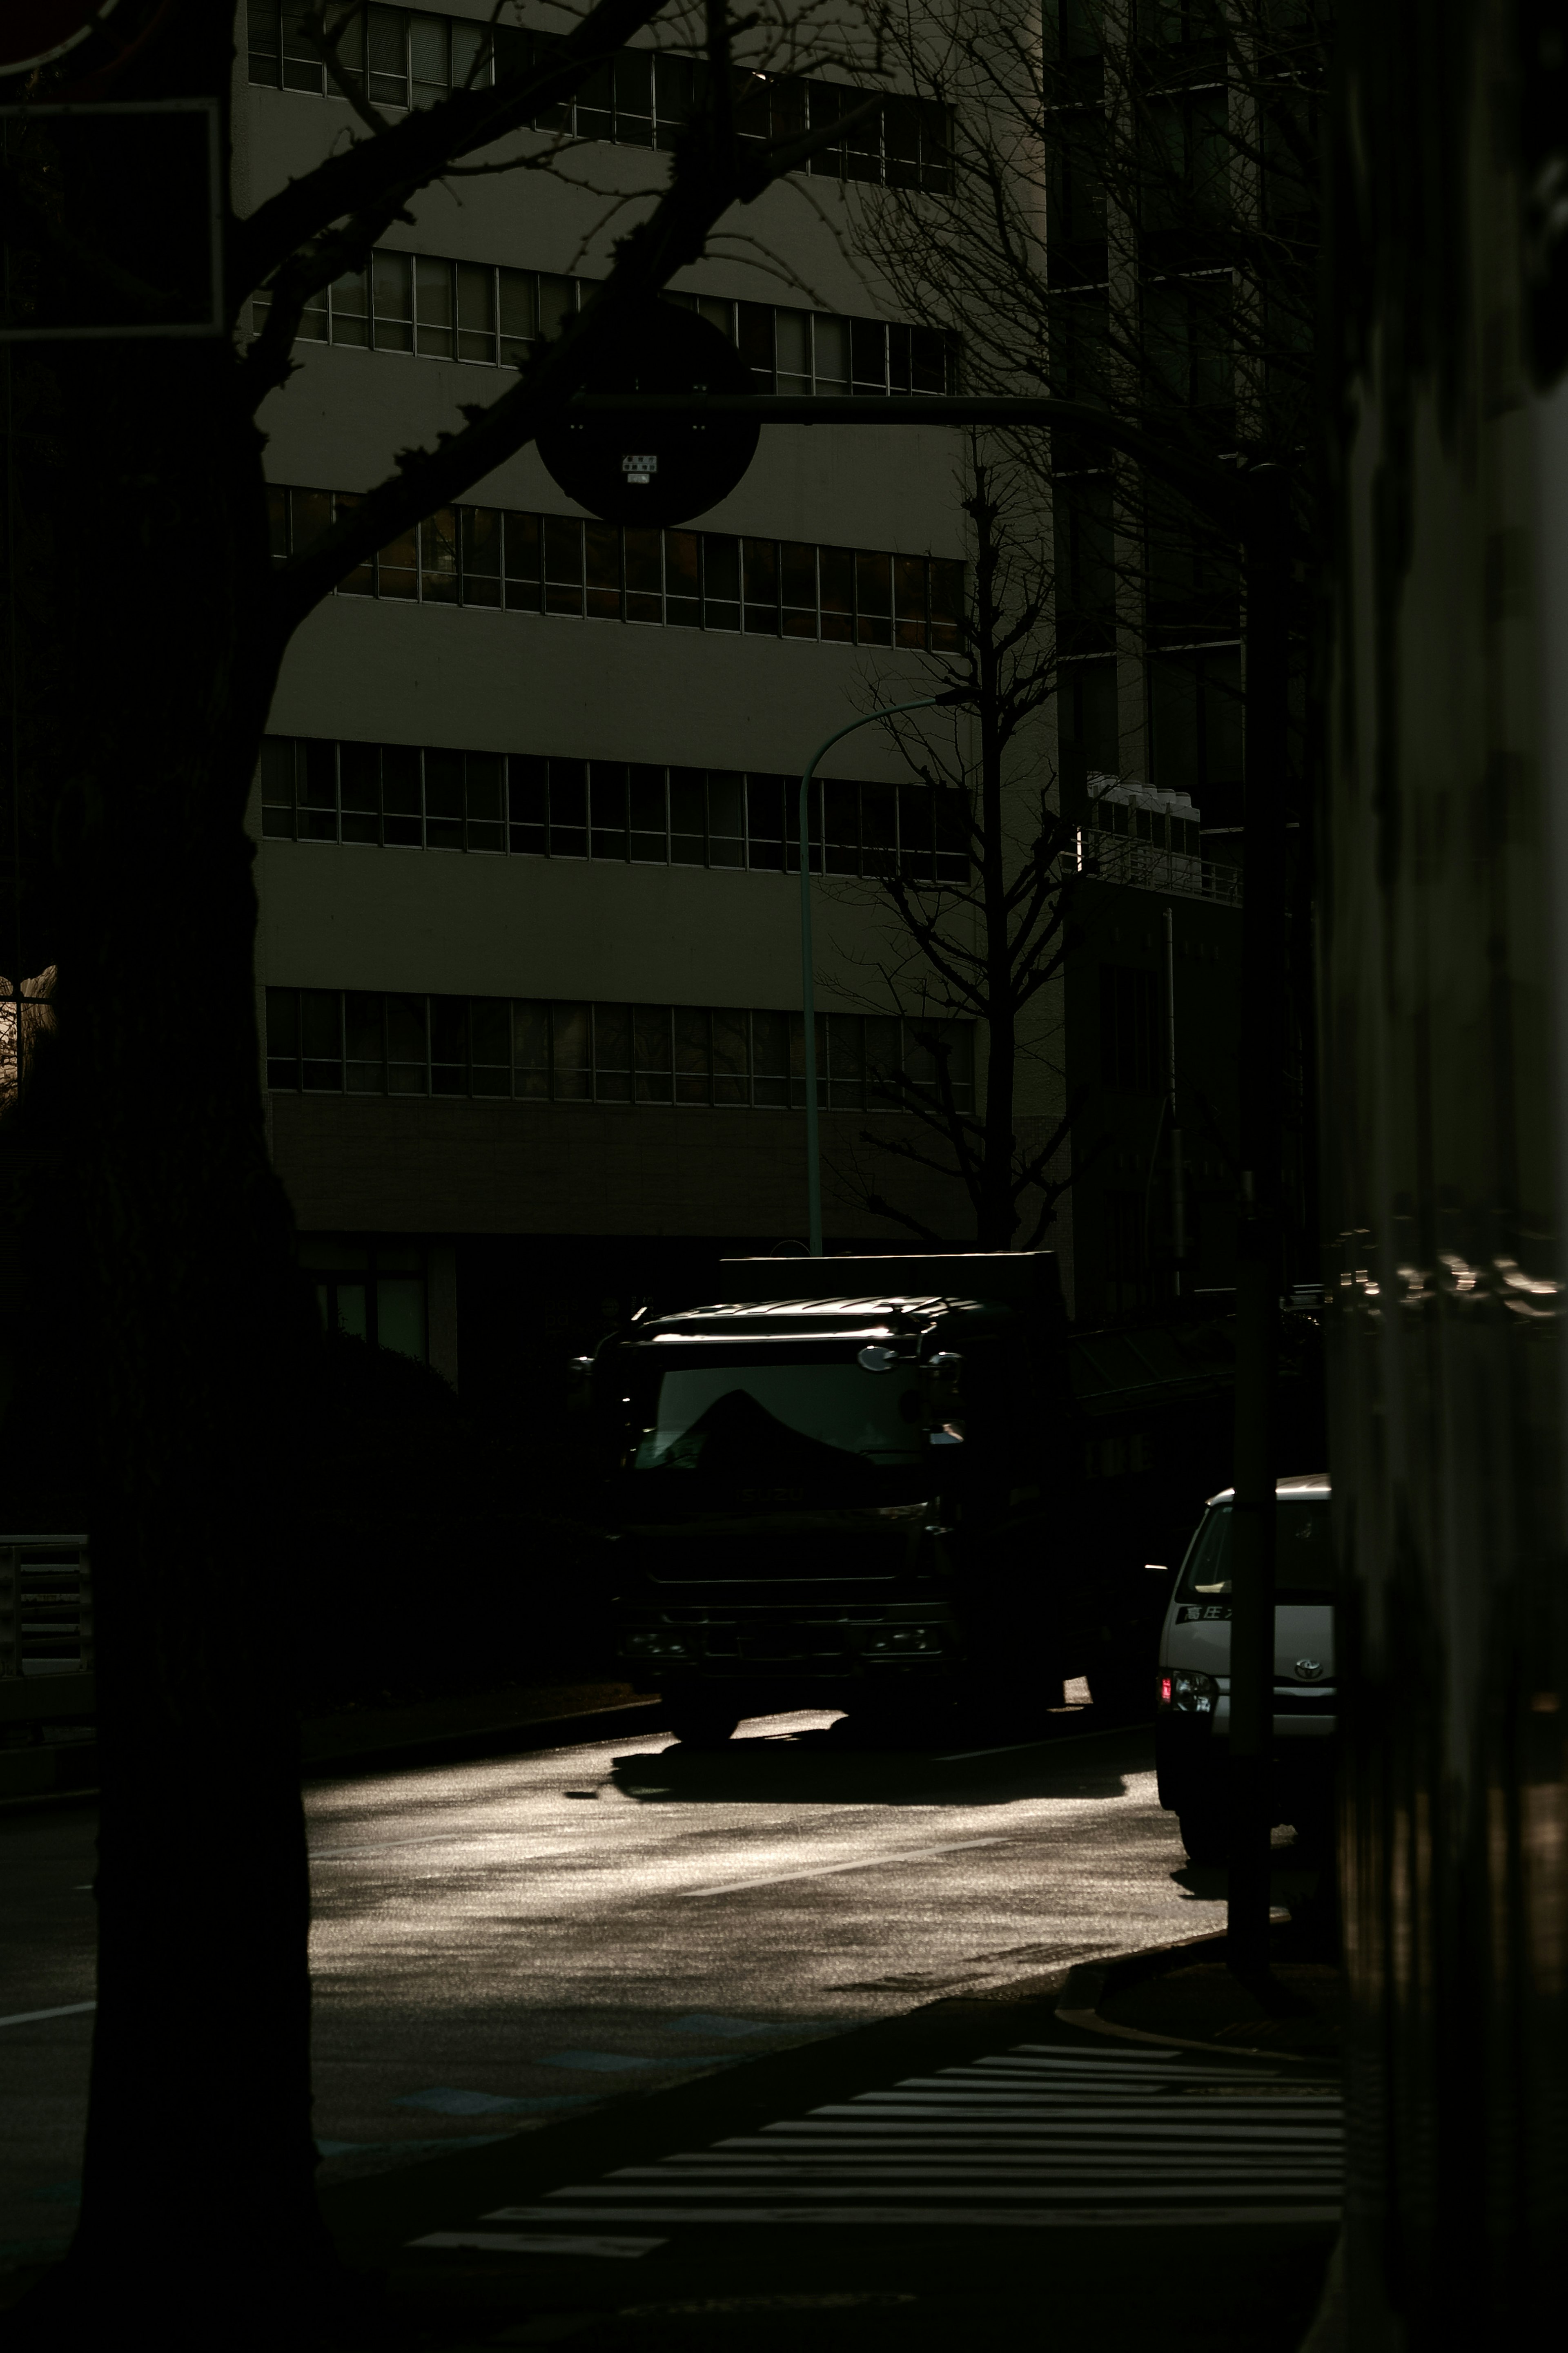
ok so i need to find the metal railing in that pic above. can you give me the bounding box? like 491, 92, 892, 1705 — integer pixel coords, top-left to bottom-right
1071, 830, 1244, 907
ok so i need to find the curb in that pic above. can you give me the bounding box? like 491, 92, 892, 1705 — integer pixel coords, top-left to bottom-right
0, 1697, 672, 1818
299, 1697, 669, 1781
1056, 1933, 1336, 2063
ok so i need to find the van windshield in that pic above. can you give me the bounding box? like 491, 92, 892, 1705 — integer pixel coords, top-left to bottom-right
1177, 1500, 1334, 1605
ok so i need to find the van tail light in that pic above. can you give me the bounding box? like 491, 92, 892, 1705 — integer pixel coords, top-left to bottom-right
1159, 1674, 1173, 1708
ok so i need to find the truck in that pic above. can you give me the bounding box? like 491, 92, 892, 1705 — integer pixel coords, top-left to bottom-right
584, 1250, 1187, 1745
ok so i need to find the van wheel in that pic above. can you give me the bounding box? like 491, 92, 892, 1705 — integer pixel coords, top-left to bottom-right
666, 1695, 741, 1749
1178, 1806, 1229, 1867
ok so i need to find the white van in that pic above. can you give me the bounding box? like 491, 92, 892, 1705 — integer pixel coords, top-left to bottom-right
1154, 1473, 1335, 1865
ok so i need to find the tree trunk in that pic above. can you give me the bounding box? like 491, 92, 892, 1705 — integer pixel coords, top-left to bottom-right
3, 29, 335, 2337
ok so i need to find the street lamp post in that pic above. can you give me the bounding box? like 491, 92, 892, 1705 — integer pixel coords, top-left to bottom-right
798, 695, 959, 1255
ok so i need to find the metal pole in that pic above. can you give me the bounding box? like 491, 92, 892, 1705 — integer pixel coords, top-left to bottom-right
1227, 464, 1291, 1972
1164, 907, 1184, 1293
798, 697, 946, 1254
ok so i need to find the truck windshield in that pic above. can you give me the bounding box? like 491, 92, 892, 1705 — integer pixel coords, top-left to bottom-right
1177, 1500, 1334, 1605
633, 1351, 922, 1477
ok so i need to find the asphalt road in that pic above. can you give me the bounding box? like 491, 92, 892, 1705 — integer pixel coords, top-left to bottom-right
0, 1700, 1227, 2273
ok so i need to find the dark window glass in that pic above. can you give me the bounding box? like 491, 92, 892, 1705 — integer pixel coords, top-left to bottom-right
301, 987, 343, 1090
372, 248, 414, 351
299, 740, 338, 842
850, 317, 886, 390
911, 326, 948, 394
708, 771, 745, 868
387, 993, 428, 1091
674, 1006, 711, 1105
415, 255, 454, 358
635, 1004, 673, 1102
702, 535, 740, 631
461, 506, 502, 607
590, 761, 629, 860
424, 747, 464, 850
669, 767, 706, 865
866, 1015, 902, 1107
456, 261, 497, 363
827, 1012, 865, 1107
514, 999, 550, 1098
824, 778, 860, 875
899, 783, 935, 883
737, 301, 775, 387
746, 772, 786, 871
378, 520, 419, 600
628, 763, 667, 861
894, 555, 928, 649
930, 559, 965, 650
345, 992, 385, 1093
781, 542, 818, 638
862, 783, 897, 874
339, 741, 381, 844
586, 521, 622, 619
820, 545, 854, 642
470, 999, 510, 1094
552, 1002, 592, 1101
665, 529, 700, 628
544, 515, 584, 616
935, 788, 970, 883
466, 751, 504, 852
265, 986, 300, 1088
752, 1009, 790, 1107
625, 526, 662, 624
594, 1003, 633, 1102
259, 738, 296, 840
382, 744, 422, 846
713, 1008, 750, 1105
855, 551, 893, 646
504, 510, 541, 609
742, 537, 779, 635
509, 752, 547, 854
549, 757, 588, 858
430, 996, 469, 1095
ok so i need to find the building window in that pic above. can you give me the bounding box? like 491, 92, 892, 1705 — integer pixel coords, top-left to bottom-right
251, 257, 957, 393
257, 738, 969, 885
245, 4, 956, 191
1099, 963, 1160, 1093
267, 487, 966, 652
298, 1235, 428, 1359
266, 990, 975, 1114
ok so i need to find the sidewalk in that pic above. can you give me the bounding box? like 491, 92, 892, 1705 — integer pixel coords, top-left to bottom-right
318, 1938, 1341, 2353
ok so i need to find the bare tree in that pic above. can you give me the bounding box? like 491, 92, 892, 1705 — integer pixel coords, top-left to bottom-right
0, 3, 880, 2335
831, 448, 1082, 1249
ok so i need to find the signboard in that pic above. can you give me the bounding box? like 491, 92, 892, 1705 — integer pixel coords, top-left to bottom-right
0, 99, 222, 339
537, 302, 761, 526
0, 2, 121, 76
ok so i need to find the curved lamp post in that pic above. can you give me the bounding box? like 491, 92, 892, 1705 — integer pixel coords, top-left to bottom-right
798, 690, 970, 1254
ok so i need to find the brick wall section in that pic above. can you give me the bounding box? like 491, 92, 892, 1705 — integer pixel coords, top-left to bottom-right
267, 1094, 981, 1239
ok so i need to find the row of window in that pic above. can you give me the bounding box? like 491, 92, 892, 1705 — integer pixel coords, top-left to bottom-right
264, 991, 976, 1113
268, 486, 966, 649
255, 255, 954, 399
1087, 800, 1203, 856
245, 5, 953, 190
257, 739, 970, 884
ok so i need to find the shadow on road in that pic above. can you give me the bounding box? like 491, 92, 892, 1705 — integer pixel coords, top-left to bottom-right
606, 1711, 1154, 1808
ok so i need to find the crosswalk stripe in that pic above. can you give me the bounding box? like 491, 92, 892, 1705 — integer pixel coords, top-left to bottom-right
460, 2203, 1342, 2230
405, 2038, 1341, 2253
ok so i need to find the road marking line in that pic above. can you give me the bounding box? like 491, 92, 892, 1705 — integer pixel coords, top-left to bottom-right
933, 1726, 1144, 1761
678, 1837, 1006, 1899
0, 2002, 96, 2030
411, 2231, 664, 2258
474, 2204, 1341, 2230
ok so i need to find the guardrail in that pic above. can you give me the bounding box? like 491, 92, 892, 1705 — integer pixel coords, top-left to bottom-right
1071, 833, 1244, 907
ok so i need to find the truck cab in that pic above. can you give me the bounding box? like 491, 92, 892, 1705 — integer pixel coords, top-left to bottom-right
589, 1253, 1071, 1744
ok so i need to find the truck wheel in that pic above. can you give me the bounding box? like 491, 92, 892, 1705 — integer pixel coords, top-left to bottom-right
1085, 1660, 1154, 1722
666, 1695, 741, 1749
1177, 1806, 1229, 1867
